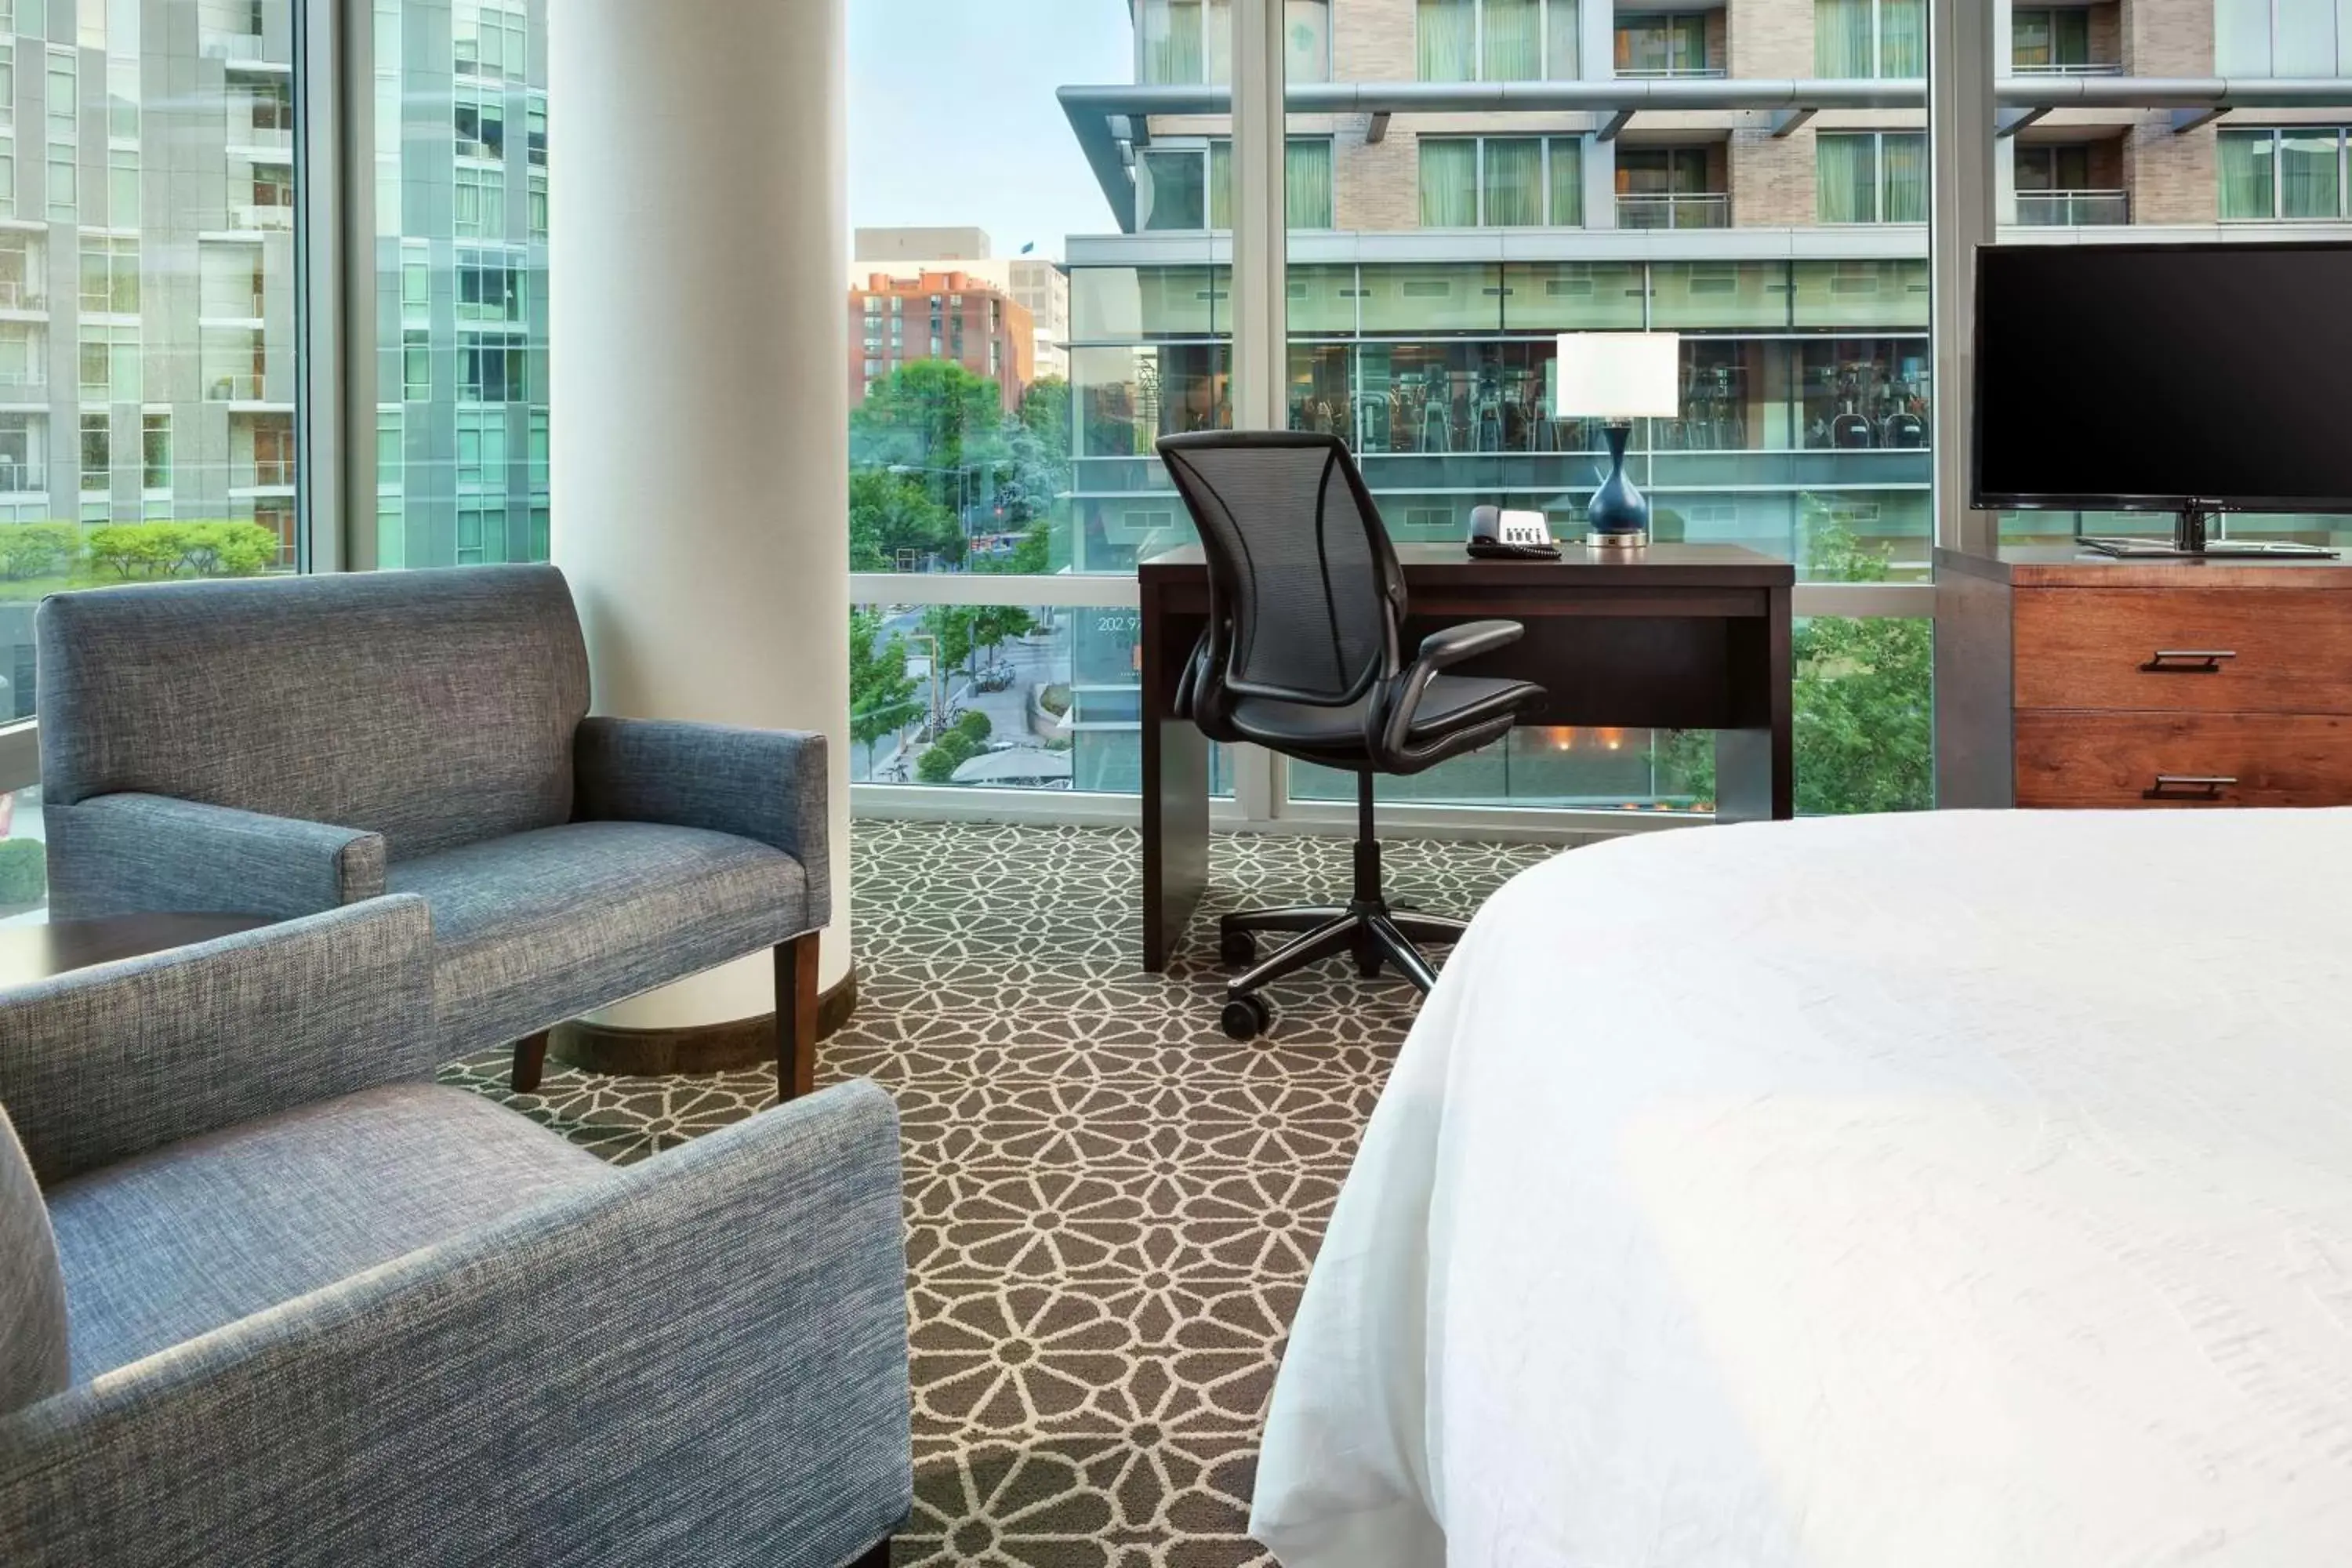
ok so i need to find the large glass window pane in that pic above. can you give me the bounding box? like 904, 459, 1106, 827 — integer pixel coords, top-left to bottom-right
1817, 132, 1880, 221
2281, 129, 2342, 218
1482, 137, 1543, 226
375, 0, 550, 570
2, 0, 309, 726
1547, 0, 1581, 77
2218, 129, 2278, 218
1418, 138, 1479, 226
1483, 0, 1541, 79
1548, 136, 1584, 224
1285, 138, 1334, 228
1417, 0, 1475, 80
1138, 147, 1208, 231
1815, 0, 1875, 76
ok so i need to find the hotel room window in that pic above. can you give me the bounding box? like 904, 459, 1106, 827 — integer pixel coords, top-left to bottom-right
1816, 0, 1924, 77
1418, 0, 1580, 80
1421, 137, 1581, 226
1616, 13, 1709, 76
1140, 0, 1332, 84
78, 412, 107, 493
1818, 132, 1927, 222
2219, 127, 2347, 220
141, 413, 169, 490
2011, 7, 2093, 71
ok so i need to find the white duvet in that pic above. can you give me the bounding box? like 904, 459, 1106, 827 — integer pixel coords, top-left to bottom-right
1251, 809, 2352, 1568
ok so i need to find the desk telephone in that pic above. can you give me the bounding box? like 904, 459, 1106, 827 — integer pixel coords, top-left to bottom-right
1466, 505, 1561, 561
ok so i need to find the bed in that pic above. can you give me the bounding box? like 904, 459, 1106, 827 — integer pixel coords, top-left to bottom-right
1251, 809, 2352, 1568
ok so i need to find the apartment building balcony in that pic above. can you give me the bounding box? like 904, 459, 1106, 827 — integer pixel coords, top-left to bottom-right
1616, 65, 1728, 79
207, 374, 267, 403
230, 205, 296, 234
1617, 193, 1730, 230
2009, 60, 2123, 75
0, 459, 45, 493
2015, 188, 2129, 226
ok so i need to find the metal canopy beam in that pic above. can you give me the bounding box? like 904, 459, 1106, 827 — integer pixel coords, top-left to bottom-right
1995, 105, 2049, 137
1366, 109, 1389, 143
1597, 108, 1634, 141
1770, 107, 1816, 136
2172, 105, 2229, 132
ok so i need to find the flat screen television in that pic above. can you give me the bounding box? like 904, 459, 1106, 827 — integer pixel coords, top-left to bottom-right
1973, 240, 2352, 557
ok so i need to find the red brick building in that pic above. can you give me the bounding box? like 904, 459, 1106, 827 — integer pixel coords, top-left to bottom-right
848, 270, 1036, 414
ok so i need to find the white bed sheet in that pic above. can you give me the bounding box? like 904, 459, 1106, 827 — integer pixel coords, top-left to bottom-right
1251, 809, 2352, 1568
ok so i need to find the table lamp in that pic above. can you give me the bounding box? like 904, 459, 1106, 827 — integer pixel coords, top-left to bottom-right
1555, 332, 1682, 550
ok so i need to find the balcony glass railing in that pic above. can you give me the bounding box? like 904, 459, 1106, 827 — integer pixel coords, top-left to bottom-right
2010, 60, 2124, 74
208, 374, 267, 401
1617, 193, 1731, 229
1616, 65, 1728, 78
2015, 189, 2129, 226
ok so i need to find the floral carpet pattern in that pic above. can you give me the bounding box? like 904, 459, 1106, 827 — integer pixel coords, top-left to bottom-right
444, 820, 1556, 1566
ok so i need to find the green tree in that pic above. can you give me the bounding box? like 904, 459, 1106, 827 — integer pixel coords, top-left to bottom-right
970, 602, 1036, 661
1660, 506, 1932, 815
852, 359, 1007, 479
955, 709, 993, 743
849, 470, 963, 573
919, 603, 978, 675
848, 608, 922, 775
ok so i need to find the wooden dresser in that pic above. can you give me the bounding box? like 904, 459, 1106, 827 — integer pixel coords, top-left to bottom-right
1936, 547, 2352, 809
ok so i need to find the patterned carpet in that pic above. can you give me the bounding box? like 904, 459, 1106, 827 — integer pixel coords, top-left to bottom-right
444, 820, 1558, 1566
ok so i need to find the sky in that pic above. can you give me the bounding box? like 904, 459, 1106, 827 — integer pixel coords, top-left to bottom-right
848, 0, 1135, 264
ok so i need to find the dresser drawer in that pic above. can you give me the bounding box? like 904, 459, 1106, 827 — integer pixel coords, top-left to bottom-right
2014, 712, 2352, 808
2013, 586, 2352, 715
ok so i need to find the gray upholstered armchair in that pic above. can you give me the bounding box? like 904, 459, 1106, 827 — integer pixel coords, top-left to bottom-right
34, 564, 830, 1098
0, 898, 909, 1567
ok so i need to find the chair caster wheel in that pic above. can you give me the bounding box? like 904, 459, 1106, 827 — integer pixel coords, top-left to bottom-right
1219, 928, 1257, 967
1221, 994, 1273, 1041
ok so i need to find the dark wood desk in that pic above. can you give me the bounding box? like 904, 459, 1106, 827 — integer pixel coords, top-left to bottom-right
1137, 542, 1795, 971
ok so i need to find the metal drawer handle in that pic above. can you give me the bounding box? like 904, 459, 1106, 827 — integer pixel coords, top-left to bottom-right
2146, 775, 2238, 800
2142, 649, 2238, 673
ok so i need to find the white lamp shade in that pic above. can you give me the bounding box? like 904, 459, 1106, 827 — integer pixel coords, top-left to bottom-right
1554, 332, 1683, 419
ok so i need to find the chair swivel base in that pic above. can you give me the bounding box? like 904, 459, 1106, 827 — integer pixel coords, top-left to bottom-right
1214, 895, 1468, 1043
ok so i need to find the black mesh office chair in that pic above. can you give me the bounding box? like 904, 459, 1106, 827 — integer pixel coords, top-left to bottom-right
1156, 430, 1549, 1041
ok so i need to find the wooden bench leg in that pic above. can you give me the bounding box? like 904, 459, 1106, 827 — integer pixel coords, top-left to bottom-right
775, 934, 819, 1104
510, 1029, 552, 1095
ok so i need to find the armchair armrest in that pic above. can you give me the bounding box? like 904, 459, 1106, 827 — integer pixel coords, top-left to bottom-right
1414, 619, 1524, 670
0, 1080, 912, 1568
573, 717, 830, 927
1374, 620, 1526, 762
0, 898, 435, 1185
42, 793, 386, 923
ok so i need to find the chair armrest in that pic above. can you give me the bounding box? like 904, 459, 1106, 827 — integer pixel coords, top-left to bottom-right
573, 717, 830, 927
42, 793, 386, 923
0, 1081, 911, 1568
1413, 619, 1523, 670
0, 898, 435, 1185
1374, 620, 1526, 761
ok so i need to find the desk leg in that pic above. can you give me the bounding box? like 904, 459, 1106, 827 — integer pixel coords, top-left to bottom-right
1714, 588, 1795, 822
1142, 714, 1210, 971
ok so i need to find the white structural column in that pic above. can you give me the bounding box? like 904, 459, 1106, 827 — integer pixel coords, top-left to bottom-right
550, 0, 855, 1024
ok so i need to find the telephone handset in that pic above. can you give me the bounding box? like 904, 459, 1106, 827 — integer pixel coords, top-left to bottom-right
1466, 505, 1561, 561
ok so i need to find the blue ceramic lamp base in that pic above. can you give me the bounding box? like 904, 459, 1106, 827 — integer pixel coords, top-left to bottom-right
1587, 422, 1650, 550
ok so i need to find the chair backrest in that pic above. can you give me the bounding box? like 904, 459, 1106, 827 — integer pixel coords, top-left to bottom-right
1156, 432, 1406, 709
38, 565, 590, 862
0, 1105, 67, 1416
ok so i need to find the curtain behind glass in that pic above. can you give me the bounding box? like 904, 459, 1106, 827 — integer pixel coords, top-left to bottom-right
1420, 138, 1479, 225
1484, 136, 1542, 225
2282, 132, 2341, 218
1418, 0, 1476, 80
1547, 0, 1581, 76
1817, 132, 1876, 221
1142, 0, 1204, 84
1880, 132, 1926, 221
1206, 0, 1233, 83
1484, 0, 1541, 79
1815, 0, 1873, 76
1549, 136, 1584, 223
1286, 139, 1334, 228
1210, 142, 1232, 228
1286, 0, 1331, 82
2218, 130, 2276, 218
1880, 0, 1924, 74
